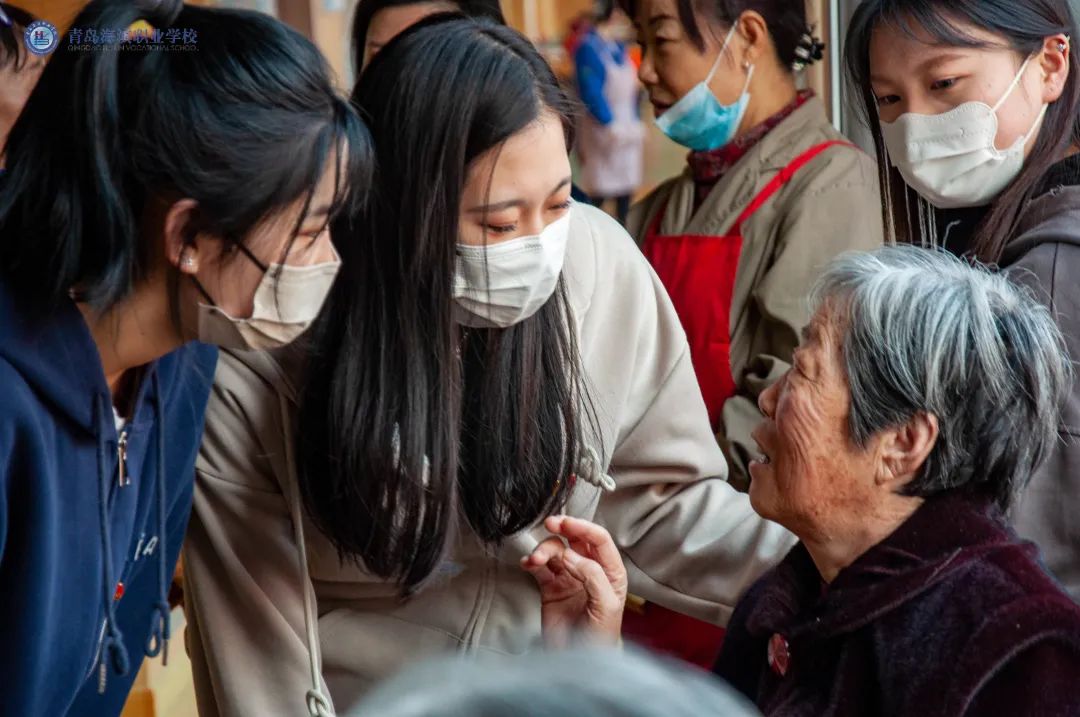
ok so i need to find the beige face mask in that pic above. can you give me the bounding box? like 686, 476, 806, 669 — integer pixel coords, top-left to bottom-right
195, 244, 341, 352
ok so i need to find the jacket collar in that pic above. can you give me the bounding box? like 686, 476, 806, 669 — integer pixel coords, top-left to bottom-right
1004, 183, 1080, 265
661, 96, 834, 237
744, 95, 833, 173
745, 491, 1022, 641
687, 90, 816, 188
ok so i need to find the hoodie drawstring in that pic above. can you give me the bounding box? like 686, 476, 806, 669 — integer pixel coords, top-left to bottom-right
95, 395, 131, 694
94, 371, 172, 695
144, 370, 170, 666
280, 393, 335, 717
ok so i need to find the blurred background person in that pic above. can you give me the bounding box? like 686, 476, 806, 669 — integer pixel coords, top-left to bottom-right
564, 7, 592, 58
573, 0, 644, 224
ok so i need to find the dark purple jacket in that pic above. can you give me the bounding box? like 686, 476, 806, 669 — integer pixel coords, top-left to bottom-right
714, 492, 1080, 716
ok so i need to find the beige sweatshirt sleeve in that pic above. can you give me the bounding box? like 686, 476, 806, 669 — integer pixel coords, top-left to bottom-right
721, 172, 884, 488
583, 208, 796, 627
183, 352, 329, 717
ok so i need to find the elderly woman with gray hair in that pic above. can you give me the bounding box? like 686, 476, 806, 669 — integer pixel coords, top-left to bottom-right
524, 246, 1080, 716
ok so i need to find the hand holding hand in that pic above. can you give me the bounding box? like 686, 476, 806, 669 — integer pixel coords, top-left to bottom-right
521, 515, 628, 649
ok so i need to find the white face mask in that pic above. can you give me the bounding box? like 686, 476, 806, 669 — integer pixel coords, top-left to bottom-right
880, 56, 1048, 209
196, 246, 341, 351
452, 209, 573, 328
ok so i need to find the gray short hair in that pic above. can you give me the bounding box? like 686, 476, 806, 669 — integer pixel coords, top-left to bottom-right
350, 646, 759, 717
812, 246, 1072, 510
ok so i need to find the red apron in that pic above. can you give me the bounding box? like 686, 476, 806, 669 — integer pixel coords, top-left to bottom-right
624, 140, 854, 669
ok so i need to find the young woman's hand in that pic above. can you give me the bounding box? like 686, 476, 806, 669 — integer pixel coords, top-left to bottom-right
521, 515, 628, 649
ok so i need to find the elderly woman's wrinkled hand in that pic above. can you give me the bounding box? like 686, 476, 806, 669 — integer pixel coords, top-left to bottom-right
521, 515, 628, 649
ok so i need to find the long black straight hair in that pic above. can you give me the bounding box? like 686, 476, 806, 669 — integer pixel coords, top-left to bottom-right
845, 0, 1080, 262
0, 0, 370, 312
298, 15, 601, 592
349, 0, 504, 74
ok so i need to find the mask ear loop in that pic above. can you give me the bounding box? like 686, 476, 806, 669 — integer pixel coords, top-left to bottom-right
704, 23, 755, 103
233, 238, 271, 274
989, 54, 1050, 155
739, 63, 756, 96
190, 235, 271, 309
704, 23, 740, 86
991, 55, 1034, 112
190, 276, 218, 307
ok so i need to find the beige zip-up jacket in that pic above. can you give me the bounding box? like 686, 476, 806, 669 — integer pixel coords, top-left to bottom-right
627, 97, 883, 489
182, 204, 795, 717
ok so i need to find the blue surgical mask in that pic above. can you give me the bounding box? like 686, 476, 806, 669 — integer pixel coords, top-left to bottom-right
655, 25, 754, 152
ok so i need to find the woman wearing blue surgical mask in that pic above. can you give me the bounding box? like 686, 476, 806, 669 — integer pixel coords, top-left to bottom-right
181, 16, 795, 717
846, 0, 1080, 602
622, 0, 883, 666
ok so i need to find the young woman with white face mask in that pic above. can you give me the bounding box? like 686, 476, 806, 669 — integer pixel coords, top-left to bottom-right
845, 0, 1080, 601
0, 1, 367, 715
181, 16, 794, 717
621, 0, 883, 667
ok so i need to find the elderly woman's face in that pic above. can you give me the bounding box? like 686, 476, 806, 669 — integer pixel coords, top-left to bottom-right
748, 306, 880, 537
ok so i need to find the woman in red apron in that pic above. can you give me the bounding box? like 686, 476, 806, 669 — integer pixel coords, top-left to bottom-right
621, 0, 885, 668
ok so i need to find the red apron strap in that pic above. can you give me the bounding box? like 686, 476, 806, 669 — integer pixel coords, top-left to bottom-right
727, 140, 856, 234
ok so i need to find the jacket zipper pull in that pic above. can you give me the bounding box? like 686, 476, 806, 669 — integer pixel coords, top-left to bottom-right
117, 430, 130, 488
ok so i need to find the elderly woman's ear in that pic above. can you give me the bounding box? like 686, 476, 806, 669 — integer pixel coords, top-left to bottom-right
875, 412, 939, 489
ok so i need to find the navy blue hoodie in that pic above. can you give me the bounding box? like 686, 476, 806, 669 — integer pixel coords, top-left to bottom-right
0, 278, 217, 715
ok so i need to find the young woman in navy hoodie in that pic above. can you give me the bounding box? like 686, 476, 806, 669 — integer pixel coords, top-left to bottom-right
0, 0, 369, 714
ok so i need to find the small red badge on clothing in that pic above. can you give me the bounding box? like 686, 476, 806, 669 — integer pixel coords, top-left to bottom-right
113, 581, 125, 601
768, 633, 790, 676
